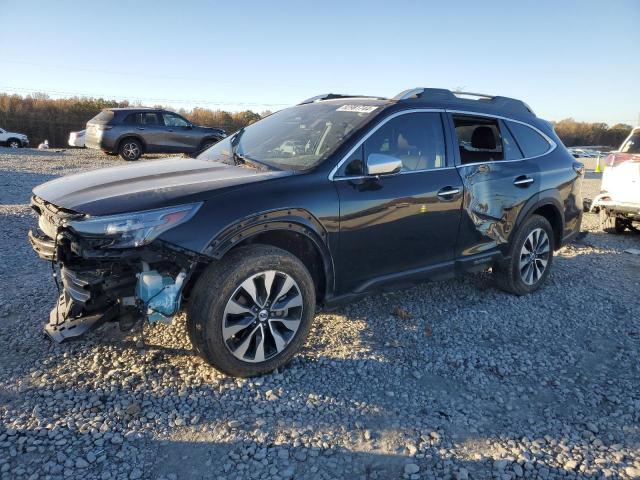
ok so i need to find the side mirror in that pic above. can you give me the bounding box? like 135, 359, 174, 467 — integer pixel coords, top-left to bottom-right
366, 153, 402, 176
185, 124, 193, 129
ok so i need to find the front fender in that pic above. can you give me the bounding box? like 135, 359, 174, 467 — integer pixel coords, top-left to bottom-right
205, 208, 329, 257
204, 207, 335, 296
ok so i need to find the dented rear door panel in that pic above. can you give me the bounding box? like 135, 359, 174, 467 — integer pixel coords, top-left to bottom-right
454, 160, 541, 256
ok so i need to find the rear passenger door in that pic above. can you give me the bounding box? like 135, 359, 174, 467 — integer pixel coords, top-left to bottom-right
449, 113, 541, 258
126, 112, 165, 152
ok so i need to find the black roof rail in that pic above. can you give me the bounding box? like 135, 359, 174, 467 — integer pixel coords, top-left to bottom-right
394, 88, 535, 116
298, 93, 385, 105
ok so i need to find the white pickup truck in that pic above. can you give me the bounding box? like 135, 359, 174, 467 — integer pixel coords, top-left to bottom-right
0, 128, 29, 148
589, 127, 640, 233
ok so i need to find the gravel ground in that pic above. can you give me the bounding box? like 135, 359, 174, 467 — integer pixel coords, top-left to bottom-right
0, 147, 638, 480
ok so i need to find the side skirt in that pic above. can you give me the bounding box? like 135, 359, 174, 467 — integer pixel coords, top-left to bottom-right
321, 250, 502, 310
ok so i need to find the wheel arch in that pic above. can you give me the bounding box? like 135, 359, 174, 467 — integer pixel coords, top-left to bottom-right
117, 135, 147, 153
204, 208, 335, 302
199, 135, 223, 148
514, 191, 565, 250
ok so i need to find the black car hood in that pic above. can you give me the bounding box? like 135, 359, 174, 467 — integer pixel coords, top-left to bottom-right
33, 158, 289, 215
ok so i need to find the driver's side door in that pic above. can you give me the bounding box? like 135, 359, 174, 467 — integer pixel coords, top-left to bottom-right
333, 111, 464, 294
161, 112, 198, 152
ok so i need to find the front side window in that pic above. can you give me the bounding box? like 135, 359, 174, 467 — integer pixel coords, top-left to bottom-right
506, 121, 551, 157
363, 112, 446, 172
197, 101, 385, 170
163, 113, 190, 127
453, 115, 504, 164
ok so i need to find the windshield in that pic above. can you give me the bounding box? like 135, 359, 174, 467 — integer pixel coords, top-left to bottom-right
620, 129, 640, 154
197, 101, 385, 170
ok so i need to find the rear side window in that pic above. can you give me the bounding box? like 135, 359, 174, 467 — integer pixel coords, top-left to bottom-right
364, 112, 446, 171
453, 115, 504, 164
506, 121, 551, 157
89, 110, 114, 123
124, 113, 159, 126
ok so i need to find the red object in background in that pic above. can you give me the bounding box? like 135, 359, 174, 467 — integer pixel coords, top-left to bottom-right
606, 152, 640, 166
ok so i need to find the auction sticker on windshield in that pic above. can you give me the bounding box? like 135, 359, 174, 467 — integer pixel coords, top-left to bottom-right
336, 105, 378, 113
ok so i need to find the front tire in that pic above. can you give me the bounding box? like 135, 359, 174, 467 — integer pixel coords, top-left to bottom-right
187, 245, 316, 377
199, 138, 219, 151
119, 139, 142, 161
494, 214, 554, 295
7, 139, 21, 148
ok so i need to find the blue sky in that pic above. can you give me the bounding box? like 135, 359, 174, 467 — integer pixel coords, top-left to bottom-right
1, 0, 638, 125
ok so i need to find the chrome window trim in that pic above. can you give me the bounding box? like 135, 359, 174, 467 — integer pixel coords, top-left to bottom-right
328, 108, 445, 180
331, 166, 457, 181
329, 108, 556, 181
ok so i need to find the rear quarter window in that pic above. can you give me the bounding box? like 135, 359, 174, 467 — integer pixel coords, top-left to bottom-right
506, 121, 552, 157
89, 110, 114, 124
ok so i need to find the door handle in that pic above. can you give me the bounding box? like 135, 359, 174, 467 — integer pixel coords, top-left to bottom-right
167, 129, 174, 132
136, 128, 145, 131
437, 186, 461, 199
513, 176, 534, 187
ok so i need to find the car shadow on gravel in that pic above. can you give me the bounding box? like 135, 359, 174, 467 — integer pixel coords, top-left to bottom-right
2, 228, 639, 478
146, 437, 466, 480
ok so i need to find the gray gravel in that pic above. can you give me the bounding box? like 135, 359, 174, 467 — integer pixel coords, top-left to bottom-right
0, 147, 639, 480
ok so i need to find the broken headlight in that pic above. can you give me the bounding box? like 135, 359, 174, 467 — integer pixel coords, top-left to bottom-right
66, 203, 202, 248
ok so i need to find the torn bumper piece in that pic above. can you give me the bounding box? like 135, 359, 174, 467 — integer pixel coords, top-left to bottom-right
46, 293, 118, 342
44, 266, 137, 342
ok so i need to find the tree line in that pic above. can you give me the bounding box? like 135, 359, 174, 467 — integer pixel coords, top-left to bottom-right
0, 93, 633, 149
0, 93, 265, 148
551, 118, 632, 148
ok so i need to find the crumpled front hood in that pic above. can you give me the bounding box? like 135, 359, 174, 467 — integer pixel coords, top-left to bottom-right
33, 157, 289, 215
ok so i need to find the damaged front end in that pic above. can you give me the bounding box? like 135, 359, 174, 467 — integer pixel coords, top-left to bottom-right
28, 196, 203, 342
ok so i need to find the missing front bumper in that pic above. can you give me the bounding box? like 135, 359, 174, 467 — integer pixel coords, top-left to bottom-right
43, 266, 138, 342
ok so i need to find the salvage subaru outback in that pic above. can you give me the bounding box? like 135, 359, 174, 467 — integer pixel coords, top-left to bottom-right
28, 88, 584, 377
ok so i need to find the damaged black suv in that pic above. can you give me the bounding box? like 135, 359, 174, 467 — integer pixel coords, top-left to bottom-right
28, 88, 584, 377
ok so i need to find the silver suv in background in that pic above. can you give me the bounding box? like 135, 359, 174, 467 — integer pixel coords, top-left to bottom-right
85, 108, 226, 160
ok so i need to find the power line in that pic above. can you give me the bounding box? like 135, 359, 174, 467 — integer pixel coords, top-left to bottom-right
0, 85, 292, 109
0, 59, 309, 89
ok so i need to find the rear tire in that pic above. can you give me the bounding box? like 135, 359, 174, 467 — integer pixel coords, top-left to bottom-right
119, 139, 142, 161
494, 214, 555, 296
187, 245, 316, 377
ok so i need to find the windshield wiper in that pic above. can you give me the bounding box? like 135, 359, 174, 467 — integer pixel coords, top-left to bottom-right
229, 128, 271, 171
231, 128, 246, 167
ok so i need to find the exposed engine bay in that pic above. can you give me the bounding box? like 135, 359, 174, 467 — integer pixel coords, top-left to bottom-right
28, 195, 202, 342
